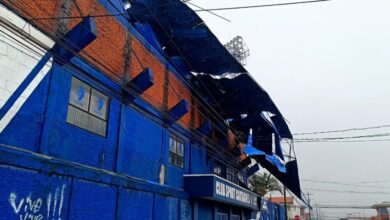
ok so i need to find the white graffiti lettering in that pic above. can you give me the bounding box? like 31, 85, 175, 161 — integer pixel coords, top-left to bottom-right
215, 181, 258, 206
8, 184, 66, 220
8, 193, 24, 214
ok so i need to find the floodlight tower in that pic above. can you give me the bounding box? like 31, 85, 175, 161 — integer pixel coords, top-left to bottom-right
224, 36, 250, 66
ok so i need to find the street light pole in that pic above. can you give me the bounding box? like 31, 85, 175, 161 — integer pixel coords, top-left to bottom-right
307, 192, 312, 220
284, 187, 288, 220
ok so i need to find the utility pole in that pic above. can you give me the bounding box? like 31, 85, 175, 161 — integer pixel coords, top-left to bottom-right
284, 187, 288, 220
307, 192, 313, 220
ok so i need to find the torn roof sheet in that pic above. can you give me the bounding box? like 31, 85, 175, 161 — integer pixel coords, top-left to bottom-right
127, 0, 292, 139
127, 0, 246, 75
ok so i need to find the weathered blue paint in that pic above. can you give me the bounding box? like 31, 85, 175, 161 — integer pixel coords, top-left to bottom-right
39, 64, 120, 170
0, 144, 188, 199
279, 206, 287, 220
0, 165, 71, 220
52, 17, 97, 64
0, 52, 51, 123
167, 99, 189, 123
117, 188, 154, 220
196, 121, 212, 136
116, 105, 163, 181
0, 2, 295, 219
198, 199, 214, 220
0, 71, 51, 152
69, 179, 117, 220
180, 199, 192, 220
189, 143, 208, 174
154, 195, 179, 220
127, 67, 154, 95
268, 200, 276, 220
261, 198, 270, 220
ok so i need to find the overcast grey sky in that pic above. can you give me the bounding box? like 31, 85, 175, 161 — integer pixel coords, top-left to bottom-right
189, 0, 390, 218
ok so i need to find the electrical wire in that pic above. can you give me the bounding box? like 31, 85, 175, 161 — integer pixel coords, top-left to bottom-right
304, 188, 390, 195
300, 179, 390, 189
3, 0, 244, 167
140, 1, 233, 124
294, 132, 390, 141
5, 0, 286, 147
193, 0, 331, 12
12, 0, 294, 167
294, 124, 390, 136
137, 1, 244, 138
0, 24, 238, 167
185, 2, 231, 22
295, 139, 390, 143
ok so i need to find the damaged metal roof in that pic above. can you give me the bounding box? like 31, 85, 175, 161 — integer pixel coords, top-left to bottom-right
127, 0, 300, 198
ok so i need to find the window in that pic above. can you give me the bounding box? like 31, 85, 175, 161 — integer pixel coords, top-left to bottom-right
66, 77, 109, 136
227, 167, 238, 184
217, 206, 229, 220
213, 161, 224, 177
232, 208, 242, 220
217, 213, 228, 220
169, 135, 184, 168
238, 171, 245, 184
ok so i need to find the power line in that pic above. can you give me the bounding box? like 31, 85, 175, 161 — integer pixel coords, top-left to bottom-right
185, 2, 231, 22
315, 205, 372, 209
193, 0, 331, 12
301, 179, 390, 189
304, 178, 390, 184
304, 188, 390, 195
137, 2, 241, 133
295, 139, 390, 143
294, 132, 390, 141
294, 124, 390, 136
1, 18, 240, 167
4, 0, 245, 167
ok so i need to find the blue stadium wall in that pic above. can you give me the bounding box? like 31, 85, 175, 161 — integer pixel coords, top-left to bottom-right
0, 58, 193, 219
0, 15, 252, 220
0, 1, 287, 219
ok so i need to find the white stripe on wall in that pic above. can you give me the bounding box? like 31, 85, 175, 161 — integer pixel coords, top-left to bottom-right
0, 7, 54, 133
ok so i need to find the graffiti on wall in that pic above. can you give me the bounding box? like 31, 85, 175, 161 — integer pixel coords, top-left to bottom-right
8, 184, 66, 220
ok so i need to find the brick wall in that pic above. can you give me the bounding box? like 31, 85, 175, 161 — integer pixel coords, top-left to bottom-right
2, 0, 203, 130
0, 28, 52, 134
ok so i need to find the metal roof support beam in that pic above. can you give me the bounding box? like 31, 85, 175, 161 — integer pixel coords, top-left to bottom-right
246, 164, 260, 177
52, 17, 97, 65
166, 99, 189, 124
196, 121, 212, 136
126, 68, 154, 95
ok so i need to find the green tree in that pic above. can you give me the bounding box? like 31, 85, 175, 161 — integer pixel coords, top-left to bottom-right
250, 172, 282, 196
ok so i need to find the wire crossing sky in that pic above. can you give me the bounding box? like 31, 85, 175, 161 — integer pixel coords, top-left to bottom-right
293, 124, 390, 135
193, 0, 331, 11
189, 0, 390, 218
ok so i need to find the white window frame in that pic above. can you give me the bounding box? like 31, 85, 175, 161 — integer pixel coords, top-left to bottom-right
168, 135, 185, 168
66, 77, 109, 137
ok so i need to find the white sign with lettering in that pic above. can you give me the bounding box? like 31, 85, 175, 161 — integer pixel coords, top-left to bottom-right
215, 180, 257, 207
